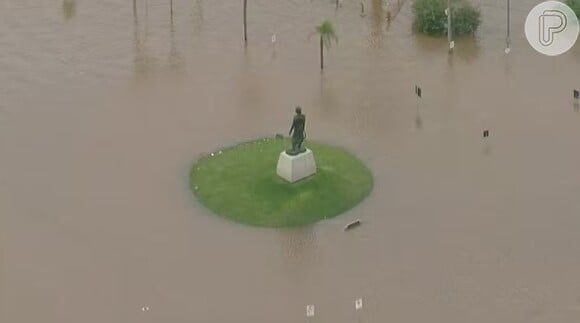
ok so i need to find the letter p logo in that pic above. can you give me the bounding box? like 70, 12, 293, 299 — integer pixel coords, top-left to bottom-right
539, 10, 567, 46
526, 1, 579, 56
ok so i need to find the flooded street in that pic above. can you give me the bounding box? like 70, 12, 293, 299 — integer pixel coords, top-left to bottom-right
2, 0, 580, 322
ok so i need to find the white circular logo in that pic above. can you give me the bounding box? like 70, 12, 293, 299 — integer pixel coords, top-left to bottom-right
525, 1, 579, 56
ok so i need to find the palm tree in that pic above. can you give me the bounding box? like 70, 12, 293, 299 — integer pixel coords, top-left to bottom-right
311, 20, 338, 70
243, 0, 248, 45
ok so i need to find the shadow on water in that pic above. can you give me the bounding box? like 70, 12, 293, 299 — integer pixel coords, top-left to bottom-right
62, 0, 76, 20
239, 48, 265, 111
318, 71, 340, 113
191, 0, 204, 34
412, 30, 481, 63
168, 13, 185, 74
415, 105, 423, 130
368, 0, 384, 49
454, 36, 482, 62
412, 32, 447, 54
133, 1, 157, 79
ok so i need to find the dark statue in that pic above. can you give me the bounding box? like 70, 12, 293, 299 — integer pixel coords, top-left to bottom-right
287, 106, 306, 155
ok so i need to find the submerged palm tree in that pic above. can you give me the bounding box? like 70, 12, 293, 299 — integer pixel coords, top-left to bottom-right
311, 20, 338, 70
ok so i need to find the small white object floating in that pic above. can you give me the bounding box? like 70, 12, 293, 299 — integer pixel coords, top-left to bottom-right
141, 306, 150, 312
218, 150, 223, 154
271, 33, 277, 43
355, 298, 363, 310
210, 152, 215, 157
306, 304, 315, 317
344, 219, 361, 231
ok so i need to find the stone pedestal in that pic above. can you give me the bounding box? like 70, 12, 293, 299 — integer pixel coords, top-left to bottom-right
276, 149, 317, 183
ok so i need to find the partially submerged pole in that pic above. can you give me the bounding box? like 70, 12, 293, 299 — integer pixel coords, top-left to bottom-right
447, 0, 453, 53
506, 0, 511, 53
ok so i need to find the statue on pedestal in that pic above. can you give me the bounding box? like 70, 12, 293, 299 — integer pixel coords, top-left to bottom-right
287, 106, 306, 155
277, 106, 316, 182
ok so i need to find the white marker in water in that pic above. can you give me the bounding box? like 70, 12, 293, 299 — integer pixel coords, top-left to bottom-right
271, 33, 277, 44
355, 298, 363, 310
141, 306, 150, 312
306, 304, 315, 317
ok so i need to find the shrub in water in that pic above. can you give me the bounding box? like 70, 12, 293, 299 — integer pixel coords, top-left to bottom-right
413, 0, 481, 37
566, 0, 580, 17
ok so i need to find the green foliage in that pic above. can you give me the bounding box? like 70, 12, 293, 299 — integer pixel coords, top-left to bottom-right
412, 0, 481, 36
315, 20, 338, 48
566, 0, 580, 17
62, 0, 76, 20
190, 138, 373, 227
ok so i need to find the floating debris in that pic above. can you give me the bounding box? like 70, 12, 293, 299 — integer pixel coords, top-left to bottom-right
210, 152, 215, 157
483, 130, 489, 138
344, 219, 362, 231
306, 305, 315, 317
141, 306, 150, 312
218, 150, 223, 154
360, 2, 366, 17
355, 298, 363, 310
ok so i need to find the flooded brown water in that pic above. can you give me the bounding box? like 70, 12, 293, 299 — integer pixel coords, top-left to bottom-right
2, 0, 580, 322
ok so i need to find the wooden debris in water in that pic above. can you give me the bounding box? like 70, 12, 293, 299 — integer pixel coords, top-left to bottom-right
306, 304, 315, 317
355, 298, 363, 310
344, 219, 361, 231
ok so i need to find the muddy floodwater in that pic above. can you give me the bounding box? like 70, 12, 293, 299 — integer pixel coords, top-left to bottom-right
2, 0, 580, 322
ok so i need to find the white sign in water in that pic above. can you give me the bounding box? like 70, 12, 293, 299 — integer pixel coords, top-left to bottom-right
306, 305, 315, 317
355, 298, 363, 310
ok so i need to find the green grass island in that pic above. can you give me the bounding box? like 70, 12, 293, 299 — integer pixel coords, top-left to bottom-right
190, 138, 373, 227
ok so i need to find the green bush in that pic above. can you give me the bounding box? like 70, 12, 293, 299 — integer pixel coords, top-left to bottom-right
413, 0, 481, 37
565, 0, 580, 17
